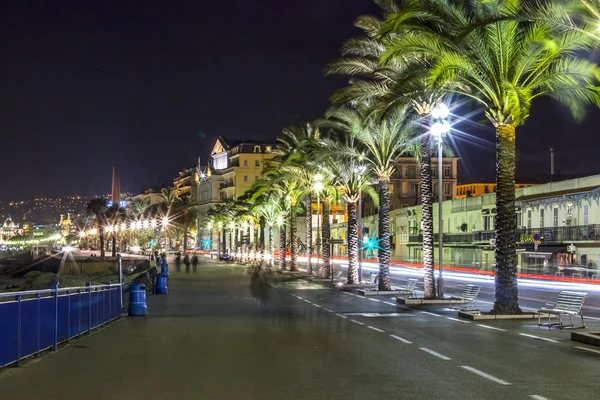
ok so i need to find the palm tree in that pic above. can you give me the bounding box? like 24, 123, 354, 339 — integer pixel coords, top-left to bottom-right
105, 204, 126, 257
250, 190, 283, 269
323, 105, 414, 290
85, 198, 108, 257
327, 2, 445, 298
383, 0, 600, 312
321, 139, 378, 284
175, 195, 198, 253
160, 188, 177, 217
131, 199, 149, 215
276, 122, 323, 274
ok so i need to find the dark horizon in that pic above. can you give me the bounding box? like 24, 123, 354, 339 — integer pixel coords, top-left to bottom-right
2, 0, 600, 201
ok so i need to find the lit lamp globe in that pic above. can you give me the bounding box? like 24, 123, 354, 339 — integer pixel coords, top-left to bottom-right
430, 121, 451, 138
431, 103, 449, 119
314, 181, 324, 192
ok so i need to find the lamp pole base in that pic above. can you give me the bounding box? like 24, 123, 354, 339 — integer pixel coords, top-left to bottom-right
437, 276, 444, 299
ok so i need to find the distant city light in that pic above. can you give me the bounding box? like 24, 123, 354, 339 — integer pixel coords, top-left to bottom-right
63, 245, 73, 252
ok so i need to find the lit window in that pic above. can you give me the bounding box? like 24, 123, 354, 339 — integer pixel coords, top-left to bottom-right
443, 165, 451, 178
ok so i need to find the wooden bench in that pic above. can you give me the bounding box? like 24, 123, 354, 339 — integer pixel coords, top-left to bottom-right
538, 291, 586, 328
449, 284, 481, 310
394, 278, 418, 298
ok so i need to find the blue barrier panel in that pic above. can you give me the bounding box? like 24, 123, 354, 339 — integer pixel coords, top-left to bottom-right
0, 284, 122, 368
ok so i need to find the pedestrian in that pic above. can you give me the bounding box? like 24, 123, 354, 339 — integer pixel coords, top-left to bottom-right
191, 254, 198, 272
175, 252, 181, 272
184, 253, 191, 273
149, 263, 158, 294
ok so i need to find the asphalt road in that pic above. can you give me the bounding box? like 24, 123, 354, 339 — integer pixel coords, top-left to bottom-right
1, 260, 600, 399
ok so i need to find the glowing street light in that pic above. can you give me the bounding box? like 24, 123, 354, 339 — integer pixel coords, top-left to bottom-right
151, 219, 157, 228
79, 231, 86, 238
120, 223, 126, 231
162, 217, 169, 226
142, 220, 149, 229
430, 102, 451, 298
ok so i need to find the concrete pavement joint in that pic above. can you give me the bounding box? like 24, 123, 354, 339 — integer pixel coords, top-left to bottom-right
519, 333, 558, 343
390, 334, 412, 344
419, 347, 451, 360
367, 326, 385, 333
350, 319, 365, 325
477, 324, 507, 332
460, 366, 512, 385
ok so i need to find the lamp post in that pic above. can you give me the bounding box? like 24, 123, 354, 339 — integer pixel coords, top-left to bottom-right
430, 103, 451, 298
355, 165, 366, 282
313, 175, 324, 273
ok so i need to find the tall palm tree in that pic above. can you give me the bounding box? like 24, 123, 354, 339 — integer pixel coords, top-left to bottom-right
251, 189, 283, 269
383, 0, 600, 312
105, 204, 126, 257
327, 2, 446, 298
85, 198, 108, 257
175, 195, 198, 253
276, 122, 323, 274
321, 139, 378, 284
323, 105, 414, 290
160, 188, 177, 217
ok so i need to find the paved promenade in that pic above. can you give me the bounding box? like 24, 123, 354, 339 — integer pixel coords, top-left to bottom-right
2, 261, 600, 399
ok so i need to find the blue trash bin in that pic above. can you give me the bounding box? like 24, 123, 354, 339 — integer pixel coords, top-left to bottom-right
156, 273, 168, 294
129, 283, 148, 316
161, 261, 169, 278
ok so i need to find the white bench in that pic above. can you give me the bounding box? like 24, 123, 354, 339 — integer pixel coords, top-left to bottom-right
538, 291, 586, 328
449, 284, 481, 310
394, 278, 418, 298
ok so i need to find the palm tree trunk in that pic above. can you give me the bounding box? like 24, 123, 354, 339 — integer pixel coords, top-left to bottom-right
218, 231, 222, 256
290, 207, 298, 271
378, 180, 391, 291
279, 224, 287, 270
347, 201, 359, 284
420, 128, 436, 299
228, 229, 233, 254
269, 225, 274, 269
100, 228, 105, 258
320, 200, 331, 278
493, 124, 522, 314
260, 217, 266, 266
183, 212, 188, 253
305, 194, 312, 274
111, 234, 117, 257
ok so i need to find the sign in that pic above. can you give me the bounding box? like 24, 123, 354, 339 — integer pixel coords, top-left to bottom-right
533, 233, 540, 241
567, 244, 577, 253
489, 238, 496, 246
543, 229, 553, 243
327, 239, 345, 244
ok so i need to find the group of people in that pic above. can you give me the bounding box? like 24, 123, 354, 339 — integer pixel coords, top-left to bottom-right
175, 252, 199, 273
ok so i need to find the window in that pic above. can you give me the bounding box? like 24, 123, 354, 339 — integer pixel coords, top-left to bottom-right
527, 209, 532, 229
402, 182, 408, 196
567, 204, 573, 217
584, 203, 589, 225
443, 165, 451, 178
553, 207, 559, 227
444, 183, 451, 195
253, 145, 261, 153
408, 165, 416, 178
255, 160, 260, 167
389, 184, 394, 194
255, 175, 259, 181
244, 176, 248, 182
540, 209, 544, 229
484, 215, 491, 231
243, 160, 248, 167
265, 146, 272, 153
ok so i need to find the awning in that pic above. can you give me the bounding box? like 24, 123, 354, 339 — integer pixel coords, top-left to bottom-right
517, 245, 567, 257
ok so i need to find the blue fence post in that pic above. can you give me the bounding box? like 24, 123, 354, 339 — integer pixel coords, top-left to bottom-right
16, 295, 21, 365
107, 282, 112, 321
77, 289, 82, 337
51, 280, 59, 351
117, 254, 123, 312
86, 282, 92, 335
66, 289, 71, 341
35, 293, 41, 356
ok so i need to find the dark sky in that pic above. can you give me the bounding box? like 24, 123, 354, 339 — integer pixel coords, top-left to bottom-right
1, 0, 599, 200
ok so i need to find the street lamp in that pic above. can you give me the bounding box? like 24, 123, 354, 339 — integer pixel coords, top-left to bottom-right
313, 175, 324, 272
430, 103, 451, 298
354, 164, 367, 282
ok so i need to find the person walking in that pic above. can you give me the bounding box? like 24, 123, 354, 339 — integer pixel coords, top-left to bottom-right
175, 252, 181, 273
191, 254, 199, 272
184, 253, 191, 273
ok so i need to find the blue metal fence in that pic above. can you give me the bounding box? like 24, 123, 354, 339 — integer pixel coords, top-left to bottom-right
0, 282, 122, 368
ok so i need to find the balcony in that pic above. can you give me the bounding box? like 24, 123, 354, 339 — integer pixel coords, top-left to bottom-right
405, 224, 600, 245
219, 182, 234, 189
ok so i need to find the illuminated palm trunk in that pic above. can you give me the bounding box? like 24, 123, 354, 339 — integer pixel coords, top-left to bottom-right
346, 201, 359, 284
305, 194, 313, 274
420, 129, 436, 299
279, 224, 286, 270
228, 229, 233, 254
493, 124, 522, 314
99, 227, 105, 258
290, 207, 298, 271
260, 218, 266, 266
183, 212, 189, 253
320, 201, 331, 278
378, 179, 391, 291
268, 225, 274, 269
111, 234, 117, 257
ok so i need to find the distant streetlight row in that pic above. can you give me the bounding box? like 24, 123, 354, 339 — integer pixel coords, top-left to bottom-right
79, 216, 170, 237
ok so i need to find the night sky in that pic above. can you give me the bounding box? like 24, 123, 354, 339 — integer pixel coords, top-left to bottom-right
1, 0, 599, 200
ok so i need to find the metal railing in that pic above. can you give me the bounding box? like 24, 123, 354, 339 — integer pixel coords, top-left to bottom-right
406, 225, 600, 245
0, 282, 123, 368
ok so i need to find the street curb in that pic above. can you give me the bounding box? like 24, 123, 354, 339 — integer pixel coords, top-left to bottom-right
458, 311, 543, 320
359, 289, 402, 296
571, 331, 600, 346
